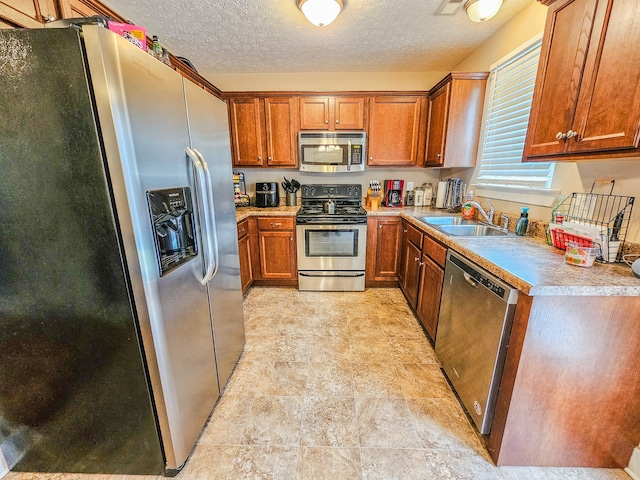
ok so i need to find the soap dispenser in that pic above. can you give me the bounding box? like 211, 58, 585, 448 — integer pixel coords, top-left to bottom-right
515, 207, 529, 236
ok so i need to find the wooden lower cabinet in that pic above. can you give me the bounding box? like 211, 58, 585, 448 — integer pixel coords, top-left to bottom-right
399, 220, 424, 307
489, 294, 640, 468
237, 219, 253, 294
366, 216, 402, 287
254, 216, 297, 285
397, 219, 446, 341
415, 254, 444, 339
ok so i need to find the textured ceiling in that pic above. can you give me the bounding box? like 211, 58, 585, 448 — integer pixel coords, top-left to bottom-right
100, 0, 534, 78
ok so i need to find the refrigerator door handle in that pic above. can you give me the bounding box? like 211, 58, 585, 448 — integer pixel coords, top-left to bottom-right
193, 148, 220, 283
186, 147, 216, 285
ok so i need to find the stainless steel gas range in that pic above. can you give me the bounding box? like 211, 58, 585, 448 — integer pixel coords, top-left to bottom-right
296, 184, 367, 291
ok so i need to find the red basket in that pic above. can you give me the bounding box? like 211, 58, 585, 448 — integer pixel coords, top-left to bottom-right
551, 228, 594, 249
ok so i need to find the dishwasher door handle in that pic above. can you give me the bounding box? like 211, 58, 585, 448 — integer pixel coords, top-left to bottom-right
463, 272, 479, 288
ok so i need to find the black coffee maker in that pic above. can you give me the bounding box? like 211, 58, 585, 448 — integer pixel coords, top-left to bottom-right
255, 182, 279, 207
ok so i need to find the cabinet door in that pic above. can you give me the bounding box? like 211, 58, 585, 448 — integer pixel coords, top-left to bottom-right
366, 217, 402, 281
367, 96, 423, 166
568, 0, 640, 154
229, 98, 265, 167
299, 96, 330, 130
264, 97, 297, 167
523, 0, 599, 158
334, 96, 365, 130
402, 241, 422, 308
416, 254, 444, 341
0, 0, 57, 27
424, 83, 450, 167
258, 230, 296, 279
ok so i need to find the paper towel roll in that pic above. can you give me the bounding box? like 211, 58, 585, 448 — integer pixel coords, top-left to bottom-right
435, 181, 448, 208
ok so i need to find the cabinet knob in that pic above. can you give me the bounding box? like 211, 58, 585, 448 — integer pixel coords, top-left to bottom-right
369, 157, 373, 161
258, 156, 262, 160
379, 225, 383, 229
566, 130, 577, 139
403, 229, 408, 233
43, 14, 55, 22
420, 261, 425, 267
414, 256, 420, 262
325, 119, 329, 124
437, 153, 442, 158
556, 132, 567, 140
268, 156, 272, 160
335, 120, 340, 124
272, 222, 282, 227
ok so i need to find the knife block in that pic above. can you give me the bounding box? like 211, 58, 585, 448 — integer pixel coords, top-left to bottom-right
366, 189, 381, 210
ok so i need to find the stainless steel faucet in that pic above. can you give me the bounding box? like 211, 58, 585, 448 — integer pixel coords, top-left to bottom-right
467, 199, 495, 224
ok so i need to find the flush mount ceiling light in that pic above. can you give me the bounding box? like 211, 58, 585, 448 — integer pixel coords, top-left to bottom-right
465, 0, 503, 22
297, 0, 344, 27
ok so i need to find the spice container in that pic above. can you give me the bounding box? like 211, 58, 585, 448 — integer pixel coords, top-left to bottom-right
564, 242, 599, 268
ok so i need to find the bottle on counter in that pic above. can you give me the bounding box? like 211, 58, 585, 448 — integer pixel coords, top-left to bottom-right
414, 186, 423, 207
461, 190, 475, 219
152, 35, 162, 59
516, 207, 529, 236
423, 183, 433, 208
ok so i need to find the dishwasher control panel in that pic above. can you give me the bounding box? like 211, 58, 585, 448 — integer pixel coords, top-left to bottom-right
449, 253, 507, 299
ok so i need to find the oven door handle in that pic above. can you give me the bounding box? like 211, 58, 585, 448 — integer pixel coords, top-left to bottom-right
299, 272, 365, 278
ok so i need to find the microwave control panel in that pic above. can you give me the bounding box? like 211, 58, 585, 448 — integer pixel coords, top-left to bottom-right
351, 144, 363, 165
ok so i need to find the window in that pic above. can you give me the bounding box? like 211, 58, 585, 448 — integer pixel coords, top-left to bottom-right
473, 36, 558, 205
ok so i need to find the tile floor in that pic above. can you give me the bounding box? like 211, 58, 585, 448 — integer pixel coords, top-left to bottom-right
5, 287, 631, 480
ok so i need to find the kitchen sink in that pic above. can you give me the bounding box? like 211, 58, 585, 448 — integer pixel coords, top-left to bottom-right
418, 216, 478, 226
436, 224, 509, 237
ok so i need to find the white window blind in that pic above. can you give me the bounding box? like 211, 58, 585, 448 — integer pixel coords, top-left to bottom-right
475, 39, 555, 190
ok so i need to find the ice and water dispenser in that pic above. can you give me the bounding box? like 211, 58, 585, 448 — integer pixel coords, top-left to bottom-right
147, 187, 197, 276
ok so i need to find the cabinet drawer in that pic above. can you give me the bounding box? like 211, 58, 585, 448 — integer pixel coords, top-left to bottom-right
404, 222, 423, 249
237, 219, 249, 239
423, 234, 447, 268
257, 217, 295, 231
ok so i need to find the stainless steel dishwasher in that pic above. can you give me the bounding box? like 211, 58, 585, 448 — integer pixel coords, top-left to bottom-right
435, 250, 518, 434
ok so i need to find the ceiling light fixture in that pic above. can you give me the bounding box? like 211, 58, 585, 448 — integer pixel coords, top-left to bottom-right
297, 0, 344, 27
465, 0, 503, 22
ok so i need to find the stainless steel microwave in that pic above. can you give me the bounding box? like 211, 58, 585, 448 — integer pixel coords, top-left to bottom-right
298, 131, 366, 173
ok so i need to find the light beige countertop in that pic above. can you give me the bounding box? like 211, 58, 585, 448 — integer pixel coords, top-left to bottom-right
235, 206, 299, 222
236, 204, 640, 296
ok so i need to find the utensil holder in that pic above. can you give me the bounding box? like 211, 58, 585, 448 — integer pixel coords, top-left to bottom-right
286, 192, 297, 206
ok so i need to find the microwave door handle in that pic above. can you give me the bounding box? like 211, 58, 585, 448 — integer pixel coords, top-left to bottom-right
347, 140, 352, 171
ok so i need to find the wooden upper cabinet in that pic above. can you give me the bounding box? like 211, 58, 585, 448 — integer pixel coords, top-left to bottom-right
424, 72, 488, 168
0, 0, 59, 27
228, 96, 298, 168
229, 98, 265, 167
524, 0, 640, 161
367, 95, 426, 167
299, 96, 365, 130
334, 96, 365, 129
264, 97, 298, 167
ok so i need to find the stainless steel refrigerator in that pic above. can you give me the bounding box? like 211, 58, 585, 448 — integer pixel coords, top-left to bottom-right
0, 25, 245, 475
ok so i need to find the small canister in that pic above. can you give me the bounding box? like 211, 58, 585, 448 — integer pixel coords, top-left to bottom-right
414, 187, 424, 207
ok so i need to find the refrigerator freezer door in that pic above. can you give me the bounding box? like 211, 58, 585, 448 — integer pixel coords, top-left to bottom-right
0, 28, 164, 474
83, 27, 219, 471
183, 80, 246, 390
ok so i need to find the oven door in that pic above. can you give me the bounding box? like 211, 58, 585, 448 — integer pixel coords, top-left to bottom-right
297, 223, 366, 291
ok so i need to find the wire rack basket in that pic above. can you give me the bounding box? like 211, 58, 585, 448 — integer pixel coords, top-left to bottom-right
550, 181, 634, 263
